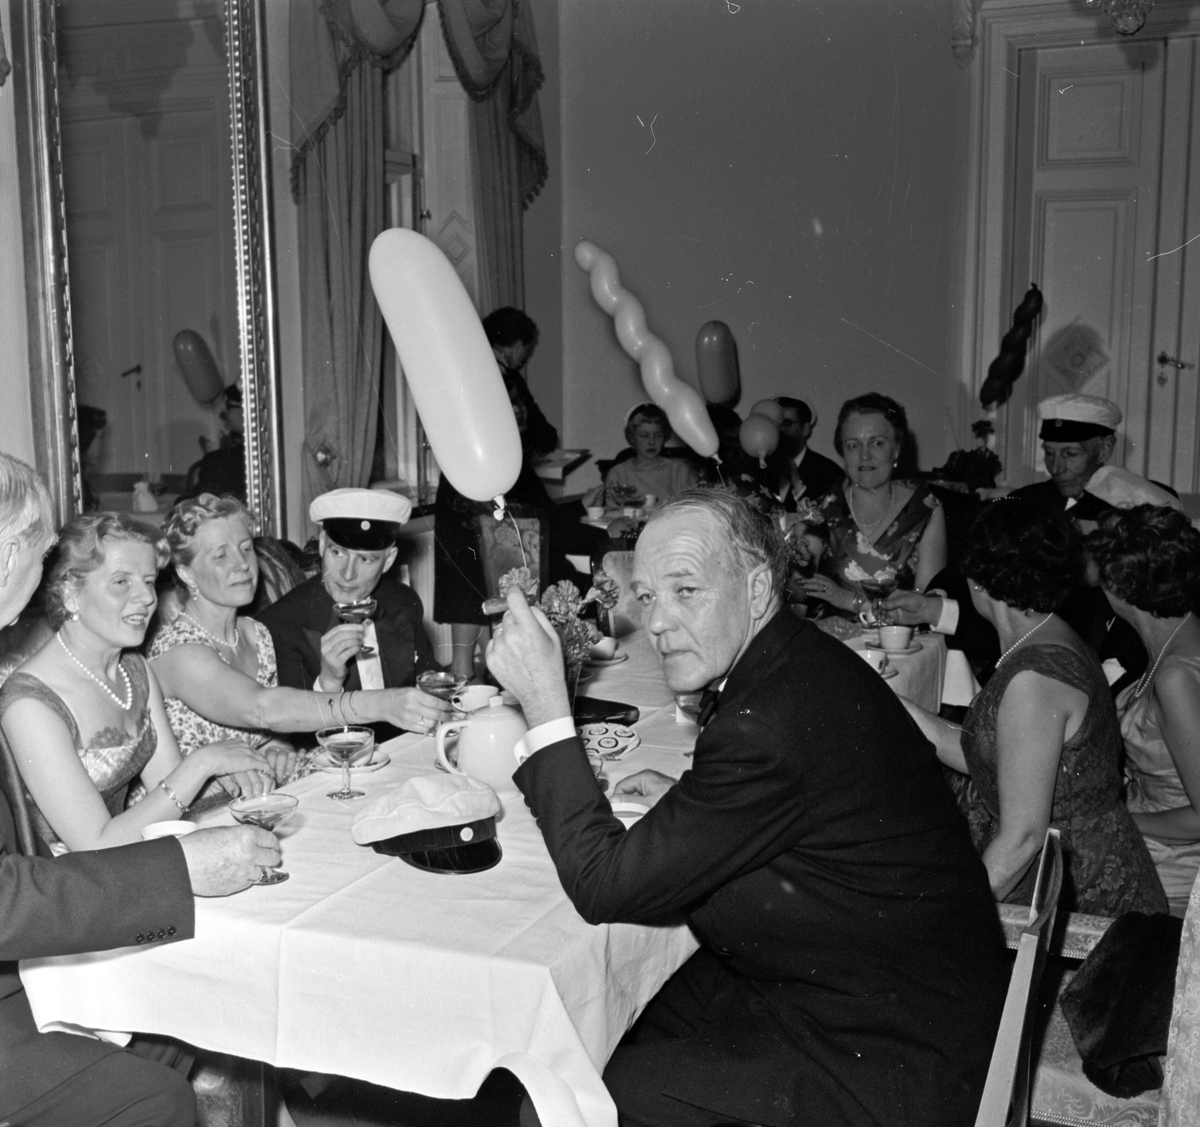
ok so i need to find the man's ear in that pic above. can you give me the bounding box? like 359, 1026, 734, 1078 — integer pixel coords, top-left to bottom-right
382, 545, 399, 574
1100, 434, 1117, 463
746, 563, 774, 621
0, 537, 19, 590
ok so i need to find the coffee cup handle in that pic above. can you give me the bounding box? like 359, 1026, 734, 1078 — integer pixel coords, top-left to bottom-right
435, 721, 468, 774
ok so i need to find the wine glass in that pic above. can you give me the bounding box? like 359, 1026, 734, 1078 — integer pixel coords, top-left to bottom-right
229, 794, 300, 884
417, 670, 467, 704
335, 597, 378, 656
859, 578, 898, 627
317, 726, 374, 800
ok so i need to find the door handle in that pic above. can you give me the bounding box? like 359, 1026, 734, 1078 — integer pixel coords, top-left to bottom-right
1156, 352, 1195, 386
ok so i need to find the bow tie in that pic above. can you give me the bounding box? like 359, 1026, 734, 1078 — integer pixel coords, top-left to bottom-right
697, 687, 721, 728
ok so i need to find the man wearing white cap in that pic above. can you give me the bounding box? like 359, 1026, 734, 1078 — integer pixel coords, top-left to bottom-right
260, 489, 444, 740
1011, 393, 1176, 521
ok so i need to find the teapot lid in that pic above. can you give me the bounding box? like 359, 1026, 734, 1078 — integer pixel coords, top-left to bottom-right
473, 696, 523, 720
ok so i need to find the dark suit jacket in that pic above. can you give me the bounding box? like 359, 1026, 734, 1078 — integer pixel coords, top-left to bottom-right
762, 447, 845, 510
515, 612, 1007, 1127
0, 787, 194, 1116
259, 571, 438, 743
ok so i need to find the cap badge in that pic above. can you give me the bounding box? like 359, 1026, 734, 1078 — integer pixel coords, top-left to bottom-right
460, 826, 475, 842
360, 520, 370, 530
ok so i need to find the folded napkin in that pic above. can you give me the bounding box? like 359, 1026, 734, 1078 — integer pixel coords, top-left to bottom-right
1060, 910, 1182, 1097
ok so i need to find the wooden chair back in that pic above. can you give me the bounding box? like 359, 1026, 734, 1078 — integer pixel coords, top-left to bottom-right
975, 827, 1064, 1127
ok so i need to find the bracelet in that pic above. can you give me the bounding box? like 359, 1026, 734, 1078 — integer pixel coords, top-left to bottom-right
159, 781, 187, 813
852, 593, 864, 614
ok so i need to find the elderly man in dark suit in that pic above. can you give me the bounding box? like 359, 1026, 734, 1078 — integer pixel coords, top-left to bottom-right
260, 488, 445, 742
488, 489, 1007, 1127
0, 453, 280, 1127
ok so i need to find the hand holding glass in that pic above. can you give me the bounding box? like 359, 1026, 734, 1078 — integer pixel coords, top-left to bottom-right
335, 598, 378, 656
229, 793, 299, 883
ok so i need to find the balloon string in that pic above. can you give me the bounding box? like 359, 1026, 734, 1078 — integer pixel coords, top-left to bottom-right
506, 508, 531, 574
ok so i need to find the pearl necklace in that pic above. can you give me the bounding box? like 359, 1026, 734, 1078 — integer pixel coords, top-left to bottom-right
57, 634, 132, 710
179, 611, 240, 650
1133, 611, 1192, 699
997, 613, 1052, 666
850, 482, 895, 536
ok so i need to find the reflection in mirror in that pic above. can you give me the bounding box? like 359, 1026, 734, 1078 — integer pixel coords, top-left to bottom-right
58, 0, 240, 513
11, 0, 280, 532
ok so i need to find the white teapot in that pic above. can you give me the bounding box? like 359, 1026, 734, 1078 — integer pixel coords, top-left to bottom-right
435, 697, 528, 793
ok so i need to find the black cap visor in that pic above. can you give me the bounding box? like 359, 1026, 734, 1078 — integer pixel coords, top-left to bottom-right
322, 518, 399, 551
368, 817, 502, 874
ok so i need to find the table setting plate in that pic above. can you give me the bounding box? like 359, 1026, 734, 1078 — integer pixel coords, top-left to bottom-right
578, 723, 641, 759
311, 752, 391, 773
610, 800, 650, 827
881, 643, 922, 656
880, 668, 899, 680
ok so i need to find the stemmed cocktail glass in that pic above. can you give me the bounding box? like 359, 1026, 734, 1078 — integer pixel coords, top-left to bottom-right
229, 794, 300, 883
416, 670, 467, 706
317, 726, 374, 800
335, 598, 378, 657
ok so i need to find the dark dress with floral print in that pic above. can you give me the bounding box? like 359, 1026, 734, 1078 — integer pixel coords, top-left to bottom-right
960, 642, 1166, 915
819, 479, 940, 596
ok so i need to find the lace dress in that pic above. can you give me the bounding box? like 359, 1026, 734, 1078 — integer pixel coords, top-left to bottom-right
961, 643, 1166, 915
0, 656, 156, 853
1118, 653, 1200, 915
819, 479, 940, 596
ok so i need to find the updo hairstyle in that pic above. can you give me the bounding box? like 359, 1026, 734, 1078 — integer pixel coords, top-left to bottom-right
161, 493, 254, 569
960, 499, 1082, 613
1087, 504, 1200, 618
44, 512, 168, 629
833, 393, 910, 457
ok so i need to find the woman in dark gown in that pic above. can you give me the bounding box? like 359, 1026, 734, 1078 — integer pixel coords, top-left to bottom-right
902, 500, 1165, 915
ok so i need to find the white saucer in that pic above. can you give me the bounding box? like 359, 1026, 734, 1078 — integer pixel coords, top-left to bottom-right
312, 752, 390, 773
880, 667, 899, 680
586, 651, 629, 668
881, 643, 922, 656
610, 800, 649, 827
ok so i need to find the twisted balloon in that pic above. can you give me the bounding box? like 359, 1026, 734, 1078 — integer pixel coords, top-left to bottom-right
574, 240, 718, 458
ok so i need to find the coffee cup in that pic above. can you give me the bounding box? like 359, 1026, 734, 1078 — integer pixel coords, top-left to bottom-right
586, 506, 605, 521
879, 625, 914, 652
451, 684, 501, 714
590, 636, 618, 660
858, 647, 889, 674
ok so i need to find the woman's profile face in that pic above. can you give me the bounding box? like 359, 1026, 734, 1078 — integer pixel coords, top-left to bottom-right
183, 515, 258, 609
840, 412, 899, 489
70, 538, 158, 648
630, 419, 665, 462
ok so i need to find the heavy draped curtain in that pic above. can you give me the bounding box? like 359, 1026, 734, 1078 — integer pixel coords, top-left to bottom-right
291, 0, 546, 529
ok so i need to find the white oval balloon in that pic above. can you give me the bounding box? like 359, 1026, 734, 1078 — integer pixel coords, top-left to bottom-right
574, 240, 718, 459
369, 229, 521, 505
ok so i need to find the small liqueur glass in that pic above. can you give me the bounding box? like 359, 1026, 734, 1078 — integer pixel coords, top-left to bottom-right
229, 794, 300, 884
334, 597, 378, 656
317, 726, 374, 800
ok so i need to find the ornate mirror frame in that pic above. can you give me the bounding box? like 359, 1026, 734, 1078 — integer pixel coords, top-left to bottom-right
10, 0, 283, 534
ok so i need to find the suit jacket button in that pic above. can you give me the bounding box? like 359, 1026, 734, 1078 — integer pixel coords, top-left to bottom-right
167, 926, 176, 936
135, 934, 145, 944
157, 929, 166, 938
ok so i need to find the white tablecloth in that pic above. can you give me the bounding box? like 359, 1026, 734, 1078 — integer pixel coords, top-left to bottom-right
842, 631, 947, 714
20, 649, 699, 1127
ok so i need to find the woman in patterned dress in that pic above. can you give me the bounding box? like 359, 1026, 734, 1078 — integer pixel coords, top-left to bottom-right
0, 513, 270, 851
801, 394, 947, 618
149, 495, 441, 795
902, 501, 1165, 915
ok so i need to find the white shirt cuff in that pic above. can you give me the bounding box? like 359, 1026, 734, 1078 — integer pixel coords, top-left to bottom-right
514, 716, 577, 765
933, 597, 960, 635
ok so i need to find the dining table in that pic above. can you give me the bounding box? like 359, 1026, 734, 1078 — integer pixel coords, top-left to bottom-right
18, 639, 699, 1127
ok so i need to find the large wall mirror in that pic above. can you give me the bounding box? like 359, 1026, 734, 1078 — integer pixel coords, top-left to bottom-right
11, 0, 282, 533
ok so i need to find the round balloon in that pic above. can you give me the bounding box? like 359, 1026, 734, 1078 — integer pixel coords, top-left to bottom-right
695, 321, 739, 405
575, 240, 718, 458
739, 414, 779, 467
748, 398, 784, 425
172, 330, 224, 404
369, 230, 521, 505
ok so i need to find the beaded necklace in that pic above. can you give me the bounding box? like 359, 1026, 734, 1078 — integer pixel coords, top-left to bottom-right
997, 613, 1051, 666
179, 610, 240, 651
1133, 612, 1192, 700
57, 633, 132, 710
